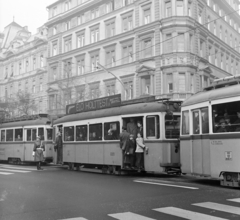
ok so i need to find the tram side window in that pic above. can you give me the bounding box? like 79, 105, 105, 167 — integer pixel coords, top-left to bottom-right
193, 111, 200, 134
76, 125, 87, 141
146, 115, 160, 139
15, 129, 23, 141
104, 122, 120, 140
212, 101, 240, 133
6, 129, 13, 141
38, 128, 44, 140
89, 124, 102, 141
182, 111, 190, 135
1, 130, 5, 142
27, 129, 32, 141
32, 129, 37, 141
47, 129, 53, 140
201, 108, 209, 134
165, 115, 180, 139
64, 126, 74, 141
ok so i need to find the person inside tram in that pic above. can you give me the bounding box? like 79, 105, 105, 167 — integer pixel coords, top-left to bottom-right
16, 135, 22, 141
233, 111, 240, 131
217, 119, 228, 133
224, 115, 232, 132
127, 118, 137, 139
105, 129, 113, 140
137, 121, 143, 138
77, 132, 85, 141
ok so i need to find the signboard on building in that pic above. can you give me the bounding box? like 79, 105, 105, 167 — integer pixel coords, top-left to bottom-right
66, 94, 121, 115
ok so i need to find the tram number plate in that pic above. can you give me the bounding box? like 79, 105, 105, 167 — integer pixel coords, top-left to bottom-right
225, 151, 232, 161
211, 140, 223, 145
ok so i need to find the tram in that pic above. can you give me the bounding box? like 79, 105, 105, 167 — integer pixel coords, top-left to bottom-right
180, 75, 240, 187
0, 114, 54, 164
53, 95, 181, 174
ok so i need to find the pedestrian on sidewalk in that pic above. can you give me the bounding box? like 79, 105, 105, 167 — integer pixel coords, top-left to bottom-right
33, 136, 45, 170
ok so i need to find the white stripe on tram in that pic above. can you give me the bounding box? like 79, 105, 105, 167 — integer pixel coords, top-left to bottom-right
134, 180, 199, 190
0, 168, 31, 173
227, 198, 240, 203
58, 218, 88, 220
154, 207, 228, 220
0, 165, 36, 171
108, 212, 156, 220
193, 202, 240, 215
0, 172, 13, 175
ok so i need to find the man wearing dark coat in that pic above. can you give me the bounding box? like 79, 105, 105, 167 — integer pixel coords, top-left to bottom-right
33, 136, 45, 170
55, 132, 63, 164
127, 118, 137, 138
120, 126, 130, 168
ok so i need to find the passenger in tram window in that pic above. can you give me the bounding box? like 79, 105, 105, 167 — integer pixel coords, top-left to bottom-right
217, 119, 228, 133
233, 111, 240, 131
125, 134, 135, 169
105, 129, 113, 140
16, 135, 22, 141
137, 121, 143, 138
120, 126, 130, 168
224, 115, 232, 132
135, 132, 145, 172
77, 132, 84, 141
127, 118, 137, 139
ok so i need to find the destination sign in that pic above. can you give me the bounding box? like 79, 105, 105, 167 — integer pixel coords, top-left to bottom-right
66, 94, 121, 115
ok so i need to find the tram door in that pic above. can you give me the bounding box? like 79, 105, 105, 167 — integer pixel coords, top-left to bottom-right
24, 128, 37, 161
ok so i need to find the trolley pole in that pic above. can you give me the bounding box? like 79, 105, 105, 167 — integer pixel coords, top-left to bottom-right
97, 62, 125, 89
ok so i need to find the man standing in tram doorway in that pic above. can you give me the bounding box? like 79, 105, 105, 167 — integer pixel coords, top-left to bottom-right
55, 132, 63, 165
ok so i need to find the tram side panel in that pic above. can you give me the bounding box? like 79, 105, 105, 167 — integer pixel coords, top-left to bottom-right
103, 142, 122, 166
63, 143, 76, 163
180, 137, 192, 174
75, 143, 88, 163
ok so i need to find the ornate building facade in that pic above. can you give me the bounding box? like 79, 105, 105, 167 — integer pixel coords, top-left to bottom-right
45, 0, 240, 114
0, 22, 48, 116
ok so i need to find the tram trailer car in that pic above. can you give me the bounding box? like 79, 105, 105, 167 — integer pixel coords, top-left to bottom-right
180, 76, 240, 187
53, 100, 181, 174
0, 114, 54, 164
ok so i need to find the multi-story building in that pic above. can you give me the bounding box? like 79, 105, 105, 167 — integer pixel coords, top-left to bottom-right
0, 22, 48, 116
45, 0, 240, 115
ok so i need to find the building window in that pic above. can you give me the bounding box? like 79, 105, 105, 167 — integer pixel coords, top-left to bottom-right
177, 33, 184, 52
76, 32, 85, 48
39, 82, 43, 92
106, 1, 114, 13
208, 47, 212, 63
226, 56, 229, 72
76, 57, 85, 75
230, 35, 232, 47
64, 37, 72, 52
225, 30, 228, 43
105, 83, 115, 96
91, 8, 99, 19
90, 54, 99, 72
11, 65, 14, 76
188, 0, 192, 16
198, 8, 202, 24
106, 50, 115, 67
19, 62, 22, 73
33, 58, 36, 70
122, 43, 133, 64
165, 1, 172, 17
143, 38, 152, 58
144, 8, 151, 24
236, 62, 238, 75
122, 14, 133, 32
189, 34, 193, 52
64, 61, 72, 78
32, 85, 36, 93
90, 27, 99, 43
176, 0, 184, 16
89, 84, 100, 99
26, 60, 29, 71
219, 26, 222, 39
77, 15, 84, 25
215, 51, 218, 66
40, 55, 44, 67
123, 0, 133, 6
221, 54, 224, 69
190, 74, 194, 93
178, 73, 186, 92
52, 66, 57, 81
53, 26, 57, 35
65, 1, 71, 11
124, 80, 133, 100
167, 73, 173, 93
140, 75, 151, 95
213, 21, 216, 35
63, 89, 72, 105
106, 21, 115, 38
52, 42, 58, 56
65, 21, 71, 31
166, 34, 172, 53
5, 67, 8, 79
76, 85, 85, 101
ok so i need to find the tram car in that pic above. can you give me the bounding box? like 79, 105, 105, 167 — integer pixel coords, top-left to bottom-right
0, 114, 54, 164
53, 95, 181, 174
180, 75, 240, 187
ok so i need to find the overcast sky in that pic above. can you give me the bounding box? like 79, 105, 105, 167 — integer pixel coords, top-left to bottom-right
0, 0, 56, 34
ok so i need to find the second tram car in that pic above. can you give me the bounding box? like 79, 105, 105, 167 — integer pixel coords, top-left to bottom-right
0, 114, 54, 164
180, 76, 240, 187
53, 97, 181, 174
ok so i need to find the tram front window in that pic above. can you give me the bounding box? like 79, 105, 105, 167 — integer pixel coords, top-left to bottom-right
47, 129, 53, 140
104, 122, 120, 140
76, 125, 87, 141
15, 129, 23, 141
32, 129, 37, 141
213, 101, 240, 133
193, 111, 200, 134
64, 126, 74, 141
1, 130, 5, 141
146, 115, 160, 139
38, 128, 44, 140
6, 129, 13, 141
89, 124, 102, 141
165, 115, 180, 139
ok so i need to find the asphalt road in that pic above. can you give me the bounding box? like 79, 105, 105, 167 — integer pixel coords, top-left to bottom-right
0, 164, 240, 220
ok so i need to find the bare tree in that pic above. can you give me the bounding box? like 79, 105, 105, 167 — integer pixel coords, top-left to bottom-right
14, 91, 38, 116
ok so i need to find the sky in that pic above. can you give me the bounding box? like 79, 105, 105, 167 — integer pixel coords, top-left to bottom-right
0, 0, 56, 34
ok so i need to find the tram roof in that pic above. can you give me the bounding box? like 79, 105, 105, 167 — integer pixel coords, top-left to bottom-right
54, 102, 179, 125
0, 117, 51, 129
182, 84, 240, 107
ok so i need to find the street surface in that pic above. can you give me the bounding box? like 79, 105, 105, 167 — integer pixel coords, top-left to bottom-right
0, 163, 240, 220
